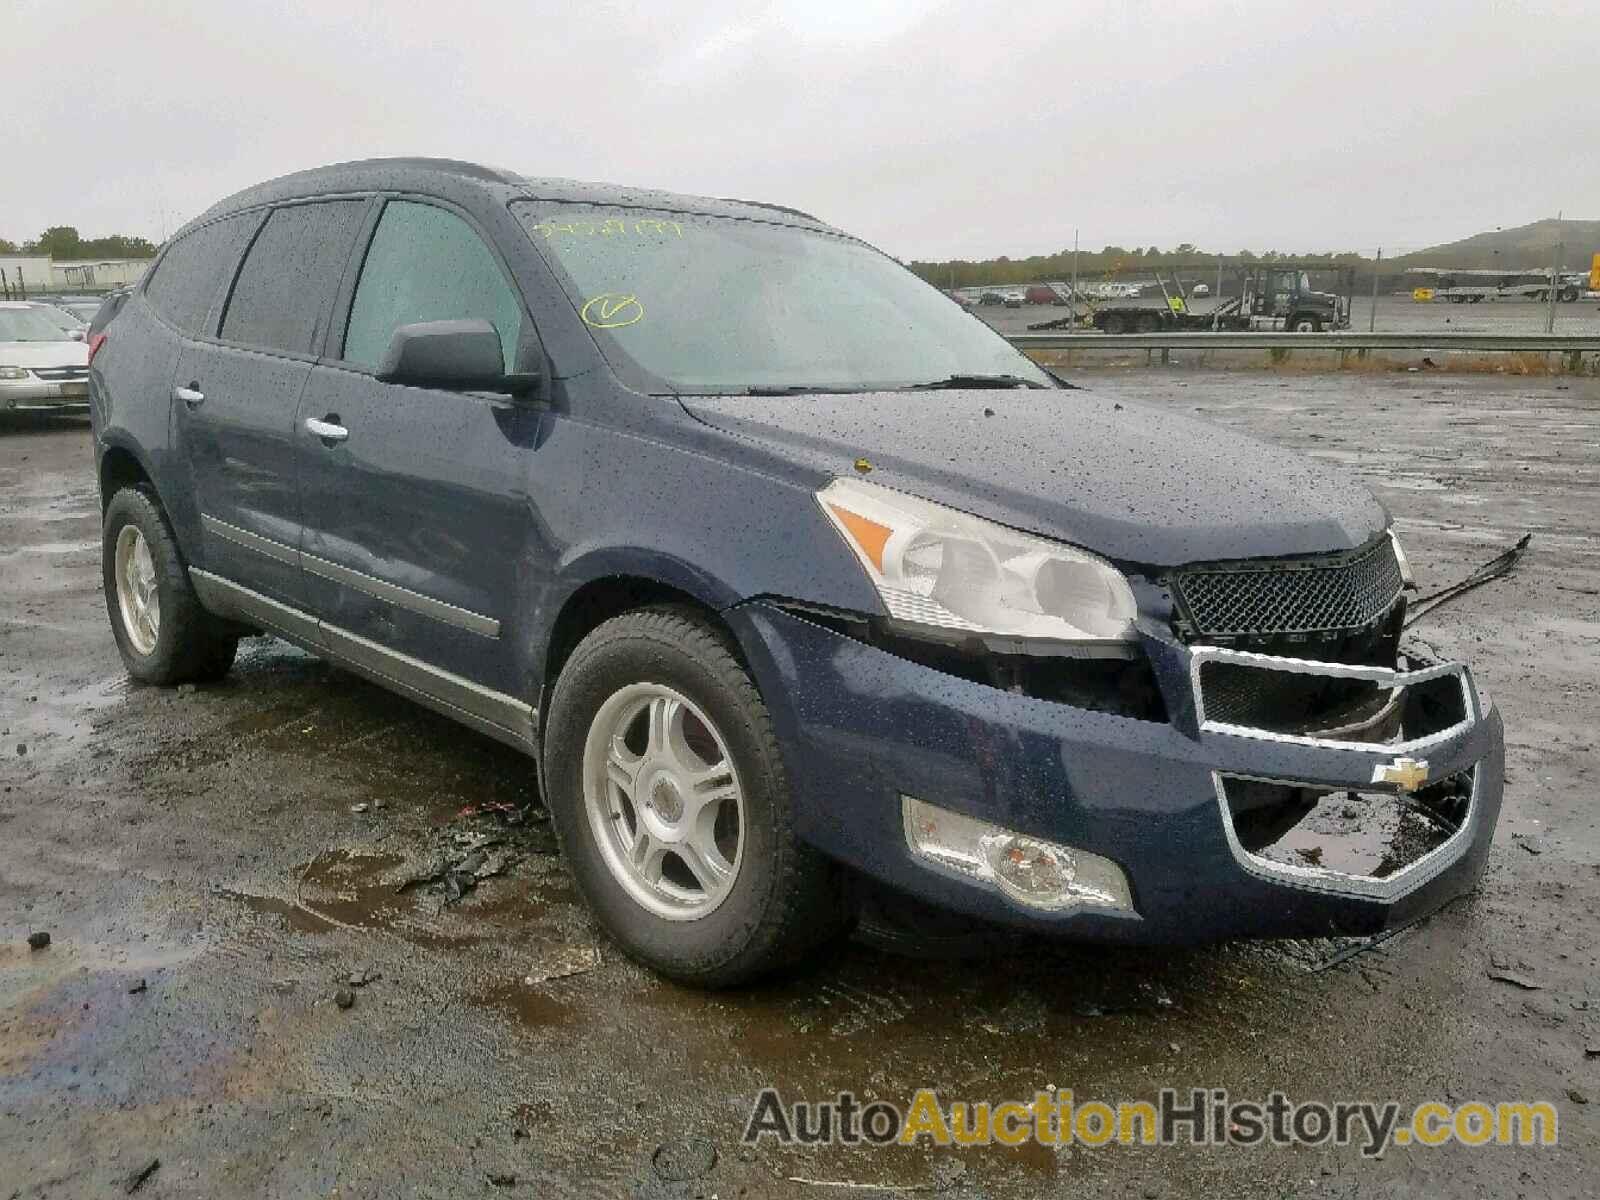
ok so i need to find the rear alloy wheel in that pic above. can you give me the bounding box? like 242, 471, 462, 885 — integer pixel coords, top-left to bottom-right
544, 606, 853, 986
103, 487, 239, 684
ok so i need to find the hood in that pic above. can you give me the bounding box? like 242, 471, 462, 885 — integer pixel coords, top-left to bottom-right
0, 340, 89, 369
678, 389, 1387, 569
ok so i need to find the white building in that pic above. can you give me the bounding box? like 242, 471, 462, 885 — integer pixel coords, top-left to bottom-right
0, 256, 53, 298
0, 255, 151, 296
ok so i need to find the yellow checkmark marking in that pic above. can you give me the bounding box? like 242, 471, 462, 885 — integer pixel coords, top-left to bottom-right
581, 293, 644, 329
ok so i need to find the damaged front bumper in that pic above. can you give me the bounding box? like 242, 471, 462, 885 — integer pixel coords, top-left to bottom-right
727, 602, 1503, 943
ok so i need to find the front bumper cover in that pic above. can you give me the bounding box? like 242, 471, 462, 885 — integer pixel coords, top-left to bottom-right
727, 602, 1503, 943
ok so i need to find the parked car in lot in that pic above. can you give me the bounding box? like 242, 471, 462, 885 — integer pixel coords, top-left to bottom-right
89, 158, 1504, 985
23, 300, 88, 338
55, 297, 107, 324
0, 302, 91, 413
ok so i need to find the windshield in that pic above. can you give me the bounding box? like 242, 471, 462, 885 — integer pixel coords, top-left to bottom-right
0, 308, 75, 342
512, 203, 1049, 394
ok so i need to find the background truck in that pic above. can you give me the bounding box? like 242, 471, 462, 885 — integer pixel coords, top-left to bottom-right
1081, 263, 1353, 334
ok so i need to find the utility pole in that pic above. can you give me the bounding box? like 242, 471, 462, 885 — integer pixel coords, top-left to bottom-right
1213, 255, 1223, 330
1370, 247, 1381, 332
1545, 212, 1562, 334
1070, 228, 1080, 332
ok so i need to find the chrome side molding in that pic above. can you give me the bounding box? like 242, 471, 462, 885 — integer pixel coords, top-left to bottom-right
189, 569, 536, 754
200, 514, 500, 638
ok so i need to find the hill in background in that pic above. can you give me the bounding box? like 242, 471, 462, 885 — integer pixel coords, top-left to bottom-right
1392, 219, 1600, 270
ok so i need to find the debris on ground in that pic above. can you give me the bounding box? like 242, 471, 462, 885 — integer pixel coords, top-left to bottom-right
1568, 1088, 1591, 1105
348, 968, 380, 988
123, 1157, 160, 1194
487, 1170, 517, 1187
27, 931, 49, 950
334, 989, 355, 1010
350, 802, 370, 814
523, 945, 601, 985
651, 1136, 718, 1182
128, 978, 147, 994
1486, 968, 1544, 990
1585, 1043, 1600, 1059
395, 799, 557, 904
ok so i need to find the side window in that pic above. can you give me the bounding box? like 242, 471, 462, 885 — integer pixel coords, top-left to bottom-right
143, 214, 257, 335
220, 201, 367, 355
342, 201, 522, 373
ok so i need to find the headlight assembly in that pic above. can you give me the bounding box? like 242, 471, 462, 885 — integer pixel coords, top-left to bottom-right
817, 477, 1137, 646
0, 367, 31, 380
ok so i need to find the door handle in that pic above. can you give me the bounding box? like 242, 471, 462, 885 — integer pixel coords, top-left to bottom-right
173, 384, 204, 406
304, 416, 349, 443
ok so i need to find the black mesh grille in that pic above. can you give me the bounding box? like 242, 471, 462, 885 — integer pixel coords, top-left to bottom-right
1171, 538, 1404, 637
33, 367, 87, 382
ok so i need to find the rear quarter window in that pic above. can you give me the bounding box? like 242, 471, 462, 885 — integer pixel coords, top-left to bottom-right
219, 201, 367, 355
143, 214, 258, 336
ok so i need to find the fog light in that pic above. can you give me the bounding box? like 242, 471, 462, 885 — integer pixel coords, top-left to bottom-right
902, 796, 1134, 912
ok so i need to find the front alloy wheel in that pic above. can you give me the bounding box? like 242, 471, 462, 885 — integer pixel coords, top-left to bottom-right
544, 606, 853, 986
583, 683, 745, 920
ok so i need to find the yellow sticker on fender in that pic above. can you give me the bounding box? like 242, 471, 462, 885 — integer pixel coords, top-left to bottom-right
580, 293, 644, 329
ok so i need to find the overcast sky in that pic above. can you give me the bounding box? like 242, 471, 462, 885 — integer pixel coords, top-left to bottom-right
11, 0, 1597, 261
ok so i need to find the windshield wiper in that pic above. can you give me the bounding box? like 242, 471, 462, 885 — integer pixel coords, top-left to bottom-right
899, 373, 1044, 391
743, 384, 867, 396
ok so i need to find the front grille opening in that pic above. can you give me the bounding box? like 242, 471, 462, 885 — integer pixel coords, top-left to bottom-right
1197, 654, 1468, 742
1224, 769, 1473, 879
1199, 659, 1397, 738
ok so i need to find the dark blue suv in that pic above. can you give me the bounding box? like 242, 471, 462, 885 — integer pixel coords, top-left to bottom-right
89, 158, 1503, 985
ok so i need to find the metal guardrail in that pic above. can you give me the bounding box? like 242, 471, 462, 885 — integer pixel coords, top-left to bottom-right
1007, 331, 1600, 352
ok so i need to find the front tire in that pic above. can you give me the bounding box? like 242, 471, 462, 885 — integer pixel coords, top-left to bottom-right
543, 606, 853, 986
1288, 314, 1322, 332
102, 488, 238, 684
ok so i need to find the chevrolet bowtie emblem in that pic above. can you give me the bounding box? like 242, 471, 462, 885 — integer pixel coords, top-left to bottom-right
1373, 756, 1429, 792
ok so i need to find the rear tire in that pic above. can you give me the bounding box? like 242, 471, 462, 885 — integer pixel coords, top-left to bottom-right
103, 488, 238, 684
543, 606, 854, 987
1101, 313, 1128, 334
1136, 312, 1163, 333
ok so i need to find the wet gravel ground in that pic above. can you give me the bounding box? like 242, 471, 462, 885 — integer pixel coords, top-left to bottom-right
3, 371, 1598, 1198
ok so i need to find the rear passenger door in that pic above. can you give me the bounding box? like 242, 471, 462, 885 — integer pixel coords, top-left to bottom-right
296, 197, 540, 699
172, 199, 369, 607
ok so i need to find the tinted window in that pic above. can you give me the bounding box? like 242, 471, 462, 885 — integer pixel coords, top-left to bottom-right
342, 201, 522, 372
220, 201, 366, 354
144, 214, 257, 335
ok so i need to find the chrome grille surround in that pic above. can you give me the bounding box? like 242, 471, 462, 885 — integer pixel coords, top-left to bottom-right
1189, 645, 1478, 753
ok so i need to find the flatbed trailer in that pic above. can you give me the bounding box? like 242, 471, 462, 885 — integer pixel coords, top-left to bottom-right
1088, 263, 1354, 334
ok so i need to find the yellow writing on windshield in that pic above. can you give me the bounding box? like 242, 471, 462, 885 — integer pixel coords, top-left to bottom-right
581, 293, 646, 329
532, 217, 683, 240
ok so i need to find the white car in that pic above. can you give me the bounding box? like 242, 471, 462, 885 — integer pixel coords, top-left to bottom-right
1190, 283, 1211, 297
0, 302, 91, 414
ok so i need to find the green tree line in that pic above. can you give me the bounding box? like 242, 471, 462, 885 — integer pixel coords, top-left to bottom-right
0, 226, 156, 260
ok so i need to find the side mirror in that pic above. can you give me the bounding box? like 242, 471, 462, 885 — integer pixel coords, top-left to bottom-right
375, 319, 534, 394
